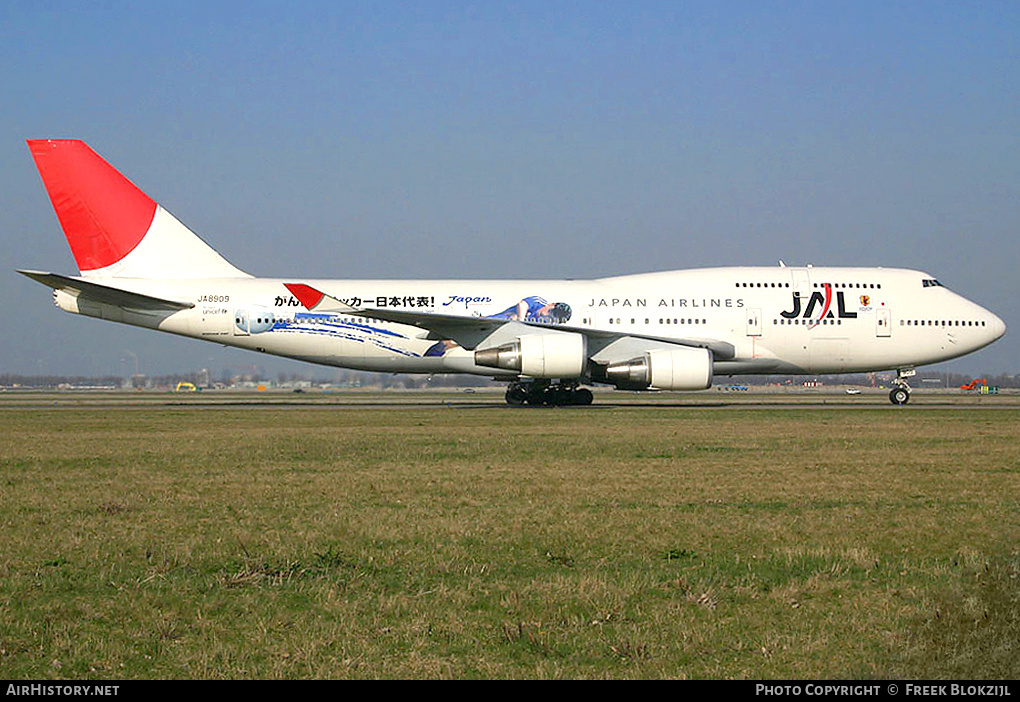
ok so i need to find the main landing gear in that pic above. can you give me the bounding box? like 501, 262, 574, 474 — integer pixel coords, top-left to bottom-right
889, 368, 915, 405
505, 380, 594, 406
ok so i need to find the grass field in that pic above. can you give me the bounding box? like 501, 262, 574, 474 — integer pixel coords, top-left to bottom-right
1, 391, 1018, 679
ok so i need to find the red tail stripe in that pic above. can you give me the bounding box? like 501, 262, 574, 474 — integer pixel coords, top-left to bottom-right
28, 139, 157, 272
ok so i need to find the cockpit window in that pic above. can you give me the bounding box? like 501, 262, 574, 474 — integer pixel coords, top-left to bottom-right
922, 279, 942, 288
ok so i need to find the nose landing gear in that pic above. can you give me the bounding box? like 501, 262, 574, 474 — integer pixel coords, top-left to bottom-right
889, 386, 910, 405
889, 368, 915, 405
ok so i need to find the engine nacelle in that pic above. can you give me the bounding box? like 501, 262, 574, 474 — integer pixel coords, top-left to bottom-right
604, 346, 713, 391
474, 332, 586, 378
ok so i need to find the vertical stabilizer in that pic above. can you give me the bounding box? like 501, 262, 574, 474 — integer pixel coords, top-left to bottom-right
28, 139, 250, 279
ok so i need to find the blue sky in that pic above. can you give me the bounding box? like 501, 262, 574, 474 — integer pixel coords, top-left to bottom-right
2, 1, 1018, 378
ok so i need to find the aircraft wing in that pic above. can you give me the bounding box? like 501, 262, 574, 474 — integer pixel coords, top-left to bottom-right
285, 283, 736, 359
18, 270, 195, 311
284, 282, 518, 348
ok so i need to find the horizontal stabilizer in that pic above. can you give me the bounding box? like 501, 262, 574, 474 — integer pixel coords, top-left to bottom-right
18, 270, 195, 311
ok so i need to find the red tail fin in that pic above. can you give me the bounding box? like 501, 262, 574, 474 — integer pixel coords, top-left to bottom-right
27, 139, 248, 279
28, 139, 157, 273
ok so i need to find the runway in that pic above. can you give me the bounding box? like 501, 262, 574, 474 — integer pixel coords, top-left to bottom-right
0, 388, 1016, 410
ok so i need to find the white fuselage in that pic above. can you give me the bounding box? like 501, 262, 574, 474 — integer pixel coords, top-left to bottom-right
69, 265, 1005, 379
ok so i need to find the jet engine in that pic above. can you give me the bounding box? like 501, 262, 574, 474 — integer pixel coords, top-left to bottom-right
604, 346, 713, 391
474, 332, 586, 378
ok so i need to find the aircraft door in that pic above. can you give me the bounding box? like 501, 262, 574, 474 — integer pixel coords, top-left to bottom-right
876, 308, 891, 337
582, 300, 596, 329
790, 268, 811, 299
746, 308, 762, 336
233, 309, 249, 336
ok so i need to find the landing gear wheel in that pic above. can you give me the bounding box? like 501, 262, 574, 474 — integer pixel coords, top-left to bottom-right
505, 384, 528, 405
889, 387, 910, 405
889, 368, 915, 406
525, 385, 549, 405
573, 388, 594, 405
504, 381, 594, 406
544, 385, 570, 406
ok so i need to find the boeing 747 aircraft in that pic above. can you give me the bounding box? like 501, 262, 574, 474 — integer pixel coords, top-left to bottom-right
20, 139, 1006, 405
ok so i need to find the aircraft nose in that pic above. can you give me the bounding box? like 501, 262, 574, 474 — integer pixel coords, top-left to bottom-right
989, 312, 1006, 341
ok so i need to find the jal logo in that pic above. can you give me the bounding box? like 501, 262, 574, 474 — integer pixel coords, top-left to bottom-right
780, 283, 858, 322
